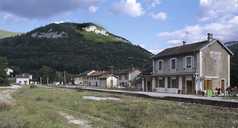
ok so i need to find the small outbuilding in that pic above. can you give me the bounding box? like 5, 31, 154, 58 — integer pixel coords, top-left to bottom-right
99, 74, 118, 88
16, 73, 33, 85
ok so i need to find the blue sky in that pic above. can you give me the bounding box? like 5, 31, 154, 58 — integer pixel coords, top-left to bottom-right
0, 0, 238, 53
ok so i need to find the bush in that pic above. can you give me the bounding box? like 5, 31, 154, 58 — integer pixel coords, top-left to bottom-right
30, 85, 37, 89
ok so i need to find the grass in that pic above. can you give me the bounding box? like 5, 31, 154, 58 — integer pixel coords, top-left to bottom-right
0, 87, 238, 128
0, 29, 18, 39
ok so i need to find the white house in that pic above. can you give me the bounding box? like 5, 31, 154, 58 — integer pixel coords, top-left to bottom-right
16, 73, 33, 85
99, 74, 118, 88
4, 68, 14, 76
115, 68, 141, 88
74, 70, 119, 88
74, 70, 109, 87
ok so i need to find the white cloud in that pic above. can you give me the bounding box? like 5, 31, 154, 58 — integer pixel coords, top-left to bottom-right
158, 16, 238, 43
229, 16, 238, 24
149, 48, 164, 54
112, 0, 144, 17
0, 0, 101, 19
88, 6, 98, 13
1, 12, 26, 22
199, 0, 238, 22
157, 0, 238, 44
147, 0, 161, 7
199, 0, 210, 6
151, 12, 167, 21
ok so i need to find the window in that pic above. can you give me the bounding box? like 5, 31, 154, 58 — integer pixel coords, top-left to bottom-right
171, 79, 178, 88
168, 77, 178, 88
158, 60, 163, 71
158, 78, 165, 88
170, 58, 177, 70
185, 56, 193, 69
125, 75, 129, 80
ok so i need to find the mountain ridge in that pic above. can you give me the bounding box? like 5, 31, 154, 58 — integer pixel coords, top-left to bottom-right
0, 22, 152, 77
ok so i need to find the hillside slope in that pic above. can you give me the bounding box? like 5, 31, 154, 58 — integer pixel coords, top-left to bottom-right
227, 42, 238, 86
0, 23, 152, 76
0, 29, 18, 39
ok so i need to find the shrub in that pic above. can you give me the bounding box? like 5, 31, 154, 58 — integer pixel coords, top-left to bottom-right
35, 97, 43, 101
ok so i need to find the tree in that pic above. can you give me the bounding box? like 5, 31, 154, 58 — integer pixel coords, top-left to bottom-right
0, 57, 8, 86
39, 66, 54, 85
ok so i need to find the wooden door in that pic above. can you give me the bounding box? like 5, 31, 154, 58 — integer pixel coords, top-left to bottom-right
221, 80, 225, 91
186, 80, 194, 94
204, 80, 212, 90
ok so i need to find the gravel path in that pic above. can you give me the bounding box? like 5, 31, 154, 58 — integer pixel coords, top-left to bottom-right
59, 112, 91, 128
0, 85, 21, 106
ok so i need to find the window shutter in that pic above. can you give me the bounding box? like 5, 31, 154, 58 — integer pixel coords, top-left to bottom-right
183, 57, 186, 70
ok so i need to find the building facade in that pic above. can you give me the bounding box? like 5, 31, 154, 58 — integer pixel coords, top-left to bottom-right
16, 73, 33, 85
142, 34, 233, 95
115, 69, 141, 88
74, 70, 118, 88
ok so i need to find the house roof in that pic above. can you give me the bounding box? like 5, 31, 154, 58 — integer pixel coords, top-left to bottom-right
88, 71, 109, 77
16, 73, 32, 79
153, 40, 209, 59
153, 39, 233, 59
99, 74, 118, 79
74, 70, 109, 78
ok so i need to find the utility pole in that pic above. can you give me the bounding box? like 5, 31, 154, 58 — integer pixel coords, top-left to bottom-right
63, 71, 66, 85
47, 76, 49, 86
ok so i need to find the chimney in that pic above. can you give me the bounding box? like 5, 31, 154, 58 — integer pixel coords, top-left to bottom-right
182, 41, 186, 46
207, 33, 213, 41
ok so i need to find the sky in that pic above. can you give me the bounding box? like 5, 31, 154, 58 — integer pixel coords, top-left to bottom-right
0, 0, 238, 53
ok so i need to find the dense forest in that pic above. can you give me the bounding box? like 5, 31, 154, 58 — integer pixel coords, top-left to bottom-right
0, 23, 152, 81
227, 41, 238, 86
0, 57, 8, 86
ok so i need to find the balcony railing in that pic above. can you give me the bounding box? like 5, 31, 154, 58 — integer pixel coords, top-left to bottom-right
154, 67, 196, 75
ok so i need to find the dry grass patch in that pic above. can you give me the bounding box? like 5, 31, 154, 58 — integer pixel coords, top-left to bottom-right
0, 87, 237, 128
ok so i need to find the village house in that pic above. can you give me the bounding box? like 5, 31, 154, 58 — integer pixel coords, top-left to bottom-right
142, 33, 233, 95
74, 70, 118, 88
114, 68, 141, 88
4, 68, 14, 77
99, 74, 118, 88
16, 73, 33, 85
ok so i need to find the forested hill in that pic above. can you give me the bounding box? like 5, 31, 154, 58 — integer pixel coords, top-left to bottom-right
0, 22, 152, 76
226, 41, 238, 86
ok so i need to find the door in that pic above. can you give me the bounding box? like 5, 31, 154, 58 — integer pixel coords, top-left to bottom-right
147, 81, 152, 92
204, 80, 212, 90
186, 80, 194, 94
221, 80, 225, 92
